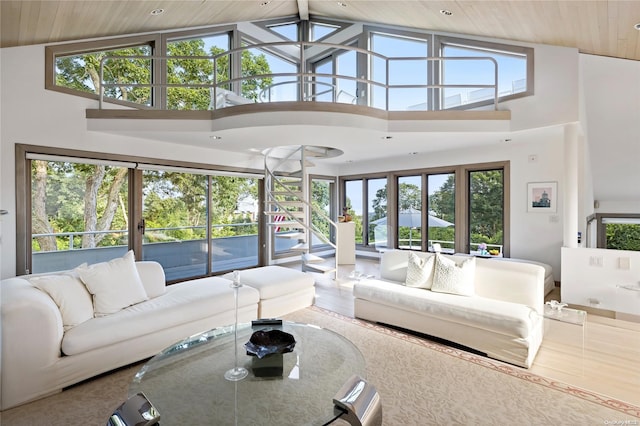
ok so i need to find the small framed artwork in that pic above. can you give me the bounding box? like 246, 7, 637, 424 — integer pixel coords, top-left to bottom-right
527, 181, 557, 213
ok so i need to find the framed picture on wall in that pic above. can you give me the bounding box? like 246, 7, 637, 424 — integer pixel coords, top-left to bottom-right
527, 181, 557, 213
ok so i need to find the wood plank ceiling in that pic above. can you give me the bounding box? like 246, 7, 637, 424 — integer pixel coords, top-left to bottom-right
1, 1, 639, 61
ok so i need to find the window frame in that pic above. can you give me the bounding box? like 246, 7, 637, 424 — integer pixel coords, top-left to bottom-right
339, 161, 510, 256
434, 35, 534, 110
15, 144, 265, 278
45, 34, 161, 108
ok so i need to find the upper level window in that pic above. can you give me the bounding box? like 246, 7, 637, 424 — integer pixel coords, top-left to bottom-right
165, 32, 231, 110
266, 21, 299, 41
53, 42, 153, 106
310, 22, 340, 41
438, 37, 533, 109
369, 31, 430, 111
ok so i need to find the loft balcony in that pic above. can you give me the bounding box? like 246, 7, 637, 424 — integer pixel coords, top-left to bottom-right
85, 41, 512, 131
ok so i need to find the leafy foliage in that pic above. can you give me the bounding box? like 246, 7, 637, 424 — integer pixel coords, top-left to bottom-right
55, 38, 273, 109
606, 224, 640, 251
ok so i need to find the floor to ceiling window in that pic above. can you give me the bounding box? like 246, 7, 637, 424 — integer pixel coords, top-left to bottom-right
28, 156, 132, 274
344, 179, 364, 244
396, 175, 422, 250
310, 176, 337, 248
140, 168, 209, 281
468, 169, 504, 256
19, 147, 262, 279
341, 162, 508, 255
427, 173, 456, 253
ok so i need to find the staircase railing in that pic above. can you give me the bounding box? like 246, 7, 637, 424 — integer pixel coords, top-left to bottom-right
264, 145, 338, 277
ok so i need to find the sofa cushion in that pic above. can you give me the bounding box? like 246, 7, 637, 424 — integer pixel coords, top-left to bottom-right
226, 266, 315, 300
77, 251, 149, 316
29, 273, 94, 331
353, 279, 536, 338
61, 277, 260, 356
405, 252, 435, 289
431, 254, 475, 296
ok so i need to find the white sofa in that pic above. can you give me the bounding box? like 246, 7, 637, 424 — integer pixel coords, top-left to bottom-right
353, 250, 545, 368
0, 253, 315, 410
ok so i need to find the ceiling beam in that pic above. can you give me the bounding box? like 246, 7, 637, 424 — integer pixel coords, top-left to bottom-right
297, 0, 309, 20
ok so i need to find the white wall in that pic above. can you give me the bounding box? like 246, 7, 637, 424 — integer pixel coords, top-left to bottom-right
580, 54, 640, 209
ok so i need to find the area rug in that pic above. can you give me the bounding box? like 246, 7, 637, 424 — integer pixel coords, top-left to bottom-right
1, 306, 638, 425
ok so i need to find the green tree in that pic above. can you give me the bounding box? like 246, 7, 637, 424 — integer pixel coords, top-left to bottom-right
429, 176, 455, 224
468, 170, 503, 245
55, 46, 152, 105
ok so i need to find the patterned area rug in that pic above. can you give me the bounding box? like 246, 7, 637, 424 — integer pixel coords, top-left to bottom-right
1, 306, 638, 425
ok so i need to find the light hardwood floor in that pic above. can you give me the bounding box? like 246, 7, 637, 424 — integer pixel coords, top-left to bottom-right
287, 257, 640, 407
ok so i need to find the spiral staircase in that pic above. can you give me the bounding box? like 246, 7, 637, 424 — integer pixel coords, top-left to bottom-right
264, 145, 341, 278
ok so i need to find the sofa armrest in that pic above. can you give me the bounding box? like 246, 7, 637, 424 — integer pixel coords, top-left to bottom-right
1, 277, 65, 409
135, 261, 166, 299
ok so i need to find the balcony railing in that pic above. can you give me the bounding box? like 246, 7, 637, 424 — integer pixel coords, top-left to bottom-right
98, 41, 503, 112
31, 224, 304, 279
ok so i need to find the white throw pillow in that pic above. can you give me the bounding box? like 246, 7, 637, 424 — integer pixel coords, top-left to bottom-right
77, 251, 149, 316
431, 255, 476, 296
404, 252, 435, 289
30, 272, 94, 331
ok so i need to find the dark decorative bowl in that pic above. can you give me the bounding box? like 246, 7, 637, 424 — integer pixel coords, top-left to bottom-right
244, 329, 296, 359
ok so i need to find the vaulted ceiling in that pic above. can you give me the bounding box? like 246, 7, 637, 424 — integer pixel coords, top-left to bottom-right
2, 0, 640, 61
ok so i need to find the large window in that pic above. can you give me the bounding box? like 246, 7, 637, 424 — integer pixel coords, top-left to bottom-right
428, 173, 456, 253
341, 162, 509, 255
310, 176, 337, 248
369, 31, 430, 111
592, 214, 640, 251
18, 147, 263, 278
46, 19, 533, 112
52, 40, 154, 106
468, 169, 504, 256
438, 37, 533, 109
165, 32, 231, 110
29, 157, 132, 274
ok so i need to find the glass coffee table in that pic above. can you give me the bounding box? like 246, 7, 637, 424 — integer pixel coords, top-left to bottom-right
129, 321, 366, 425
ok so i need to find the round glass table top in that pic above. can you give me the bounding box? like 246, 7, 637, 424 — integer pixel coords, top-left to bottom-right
129, 321, 366, 425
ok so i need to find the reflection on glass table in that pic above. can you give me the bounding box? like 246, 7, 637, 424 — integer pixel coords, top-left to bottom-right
130, 321, 366, 426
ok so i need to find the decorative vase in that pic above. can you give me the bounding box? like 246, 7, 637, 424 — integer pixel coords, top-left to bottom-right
224, 271, 248, 381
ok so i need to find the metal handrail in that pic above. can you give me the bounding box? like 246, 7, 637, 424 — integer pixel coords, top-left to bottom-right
32, 223, 258, 251
98, 40, 499, 111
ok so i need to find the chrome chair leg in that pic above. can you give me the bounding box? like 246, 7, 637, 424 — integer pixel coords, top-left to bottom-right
333, 375, 382, 426
107, 392, 160, 426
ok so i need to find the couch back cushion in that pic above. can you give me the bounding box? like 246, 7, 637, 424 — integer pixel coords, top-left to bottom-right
29, 272, 94, 330
380, 250, 434, 282
431, 254, 476, 296
77, 251, 149, 316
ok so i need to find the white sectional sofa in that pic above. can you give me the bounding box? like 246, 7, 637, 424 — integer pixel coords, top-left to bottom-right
353, 250, 546, 368
0, 252, 315, 410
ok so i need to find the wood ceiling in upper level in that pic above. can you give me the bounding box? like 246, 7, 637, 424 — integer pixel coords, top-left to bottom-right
1, 1, 639, 61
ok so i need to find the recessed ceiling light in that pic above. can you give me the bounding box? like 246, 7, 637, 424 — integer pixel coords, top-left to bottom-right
634, 22, 640, 31
337, 2, 348, 7
150, 8, 165, 16
440, 9, 453, 16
